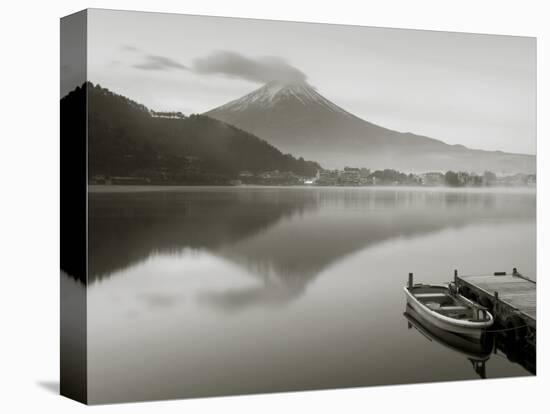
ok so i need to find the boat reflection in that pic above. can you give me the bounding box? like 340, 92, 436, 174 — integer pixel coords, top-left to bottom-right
404, 304, 494, 379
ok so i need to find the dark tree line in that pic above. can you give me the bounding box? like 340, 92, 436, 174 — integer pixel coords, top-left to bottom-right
370, 169, 421, 185
444, 170, 497, 187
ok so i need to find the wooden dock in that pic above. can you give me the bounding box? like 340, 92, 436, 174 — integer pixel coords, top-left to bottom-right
456, 270, 536, 325
454, 268, 536, 347
454, 268, 536, 372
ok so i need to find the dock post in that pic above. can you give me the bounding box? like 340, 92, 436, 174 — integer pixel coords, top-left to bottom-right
408, 273, 413, 289
494, 291, 499, 314
454, 269, 458, 284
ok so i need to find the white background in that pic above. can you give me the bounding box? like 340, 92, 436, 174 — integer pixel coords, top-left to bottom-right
0, 0, 547, 412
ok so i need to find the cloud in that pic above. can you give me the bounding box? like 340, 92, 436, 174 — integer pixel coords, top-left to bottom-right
126, 48, 305, 83
193, 51, 307, 84
121, 44, 141, 52
132, 54, 188, 71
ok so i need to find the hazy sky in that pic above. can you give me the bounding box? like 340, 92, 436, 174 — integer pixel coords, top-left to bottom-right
84, 9, 536, 155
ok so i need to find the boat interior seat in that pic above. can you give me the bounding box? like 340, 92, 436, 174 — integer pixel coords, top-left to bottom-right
437, 306, 471, 318
439, 306, 468, 311
414, 293, 447, 298
415, 292, 455, 306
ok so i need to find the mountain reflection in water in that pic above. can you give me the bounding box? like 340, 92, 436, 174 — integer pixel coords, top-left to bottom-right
89, 187, 535, 310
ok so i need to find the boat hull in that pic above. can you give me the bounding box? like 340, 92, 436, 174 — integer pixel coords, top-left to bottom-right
404, 305, 494, 356
404, 285, 493, 339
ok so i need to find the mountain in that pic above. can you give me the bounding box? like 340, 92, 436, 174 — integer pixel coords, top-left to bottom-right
62, 83, 320, 182
205, 81, 535, 173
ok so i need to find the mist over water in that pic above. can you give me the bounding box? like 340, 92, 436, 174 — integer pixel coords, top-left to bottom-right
87, 186, 535, 403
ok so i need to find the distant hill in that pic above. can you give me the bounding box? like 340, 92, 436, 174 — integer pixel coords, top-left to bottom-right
61, 83, 320, 182
205, 81, 535, 173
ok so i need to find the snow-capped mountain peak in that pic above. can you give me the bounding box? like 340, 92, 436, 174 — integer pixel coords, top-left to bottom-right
209, 81, 353, 117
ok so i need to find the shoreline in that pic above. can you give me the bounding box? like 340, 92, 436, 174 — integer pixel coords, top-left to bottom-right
88, 184, 536, 194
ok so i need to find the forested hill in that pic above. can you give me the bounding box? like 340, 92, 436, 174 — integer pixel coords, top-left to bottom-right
61, 83, 321, 183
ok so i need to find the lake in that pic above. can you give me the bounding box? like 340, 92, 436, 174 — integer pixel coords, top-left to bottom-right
85, 186, 536, 403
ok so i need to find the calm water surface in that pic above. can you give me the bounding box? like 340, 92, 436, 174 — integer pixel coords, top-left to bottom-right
86, 186, 535, 403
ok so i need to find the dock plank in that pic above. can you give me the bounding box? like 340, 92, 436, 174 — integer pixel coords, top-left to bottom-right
459, 273, 536, 321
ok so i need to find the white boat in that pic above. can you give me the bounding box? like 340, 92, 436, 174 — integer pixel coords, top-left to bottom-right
404, 282, 493, 338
